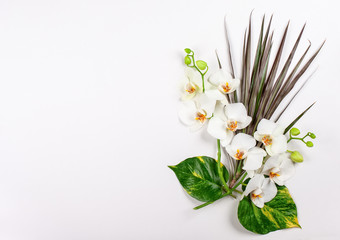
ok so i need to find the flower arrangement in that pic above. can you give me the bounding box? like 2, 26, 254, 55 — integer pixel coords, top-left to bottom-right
169, 14, 324, 235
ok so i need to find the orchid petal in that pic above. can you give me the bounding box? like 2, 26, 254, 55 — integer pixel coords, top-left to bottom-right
178, 101, 197, 126
261, 178, 277, 202
231, 133, 256, 151
196, 94, 216, 117
237, 116, 252, 129
224, 103, 247, 122
270, 135, 288, 155
205, 89, 225, 101
208, 69, 232, 86
220, 131, 234, 147
243, 147, 267, 171
207, 117, 228, 140
257, 119, 277, 135
244, 174, 264, 196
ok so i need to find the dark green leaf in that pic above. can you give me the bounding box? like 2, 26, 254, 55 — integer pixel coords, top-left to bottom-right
169, 156, 229, 202
238, 185, 301, 234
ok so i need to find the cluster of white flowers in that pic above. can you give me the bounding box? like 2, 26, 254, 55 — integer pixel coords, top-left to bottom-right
178, 68, 296, 208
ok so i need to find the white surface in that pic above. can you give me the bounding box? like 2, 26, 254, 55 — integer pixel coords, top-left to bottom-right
0, 0, 339, 239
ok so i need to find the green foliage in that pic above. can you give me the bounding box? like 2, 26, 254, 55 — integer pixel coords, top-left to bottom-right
238, 185, 301, 234
169, 156, 229, 202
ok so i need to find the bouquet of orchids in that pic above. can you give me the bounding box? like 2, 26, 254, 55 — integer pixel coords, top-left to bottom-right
169, 15, 323, 235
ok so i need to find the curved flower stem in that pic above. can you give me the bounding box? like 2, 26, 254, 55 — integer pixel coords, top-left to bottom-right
217, 139, 231, 193
187, 53, 207, 92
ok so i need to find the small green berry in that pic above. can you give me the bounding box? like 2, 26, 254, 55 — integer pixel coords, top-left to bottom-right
290, 128, 300, 136
184, 56, 191, 65
290, 151, 304, 163
309, 133, 316, 139
306, 141, 314, 147
184, 48, 192, 54
196, 60, 207, 70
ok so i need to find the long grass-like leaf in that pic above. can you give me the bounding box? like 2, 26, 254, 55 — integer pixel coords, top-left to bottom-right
264, 24, 306, 118
259, 22, 289, 116
273, 68, 316, 122
284, 102, 315, 134
243, 14, 252, 108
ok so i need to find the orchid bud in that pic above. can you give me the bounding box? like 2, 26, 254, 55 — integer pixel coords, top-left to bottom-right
184, 48, 192, 54
290, 128, 300, 136
196, 60, 207, 70
306, 141, 314, 147
184, 56, 191, 65
290, 151, 304, 163
309, 133, 316, 139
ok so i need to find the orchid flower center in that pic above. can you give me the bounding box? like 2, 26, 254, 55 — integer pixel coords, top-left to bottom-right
221, 82, 231, 93
195, 111, 207, 123
185, 83, 196, 94
227, 120, 238, 131
269, 168, 281, 179
234, 149, 244, 160
251, 193, 263, 199
262, 135, 273, 146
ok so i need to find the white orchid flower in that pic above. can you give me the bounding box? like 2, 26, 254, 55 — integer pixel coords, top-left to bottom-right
225, 133, 256, 159
178, 93, 216, 131
180, 67, 202, 100
243, 174, 277, 208
254, 119, 288, 156
207, 103, 252, 146
242, 147, 267, 178
205, 69, 240, 101
262, 153, 295, 186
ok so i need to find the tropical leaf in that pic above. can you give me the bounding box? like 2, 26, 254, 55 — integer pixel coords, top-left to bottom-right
238, 185, 301, 234
169, 156, 229, 202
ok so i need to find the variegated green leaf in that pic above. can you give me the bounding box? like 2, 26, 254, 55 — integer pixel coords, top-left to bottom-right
238, 185, 301, 234
169, 156, 229, 202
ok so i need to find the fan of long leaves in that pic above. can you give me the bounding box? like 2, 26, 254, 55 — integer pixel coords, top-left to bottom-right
222, 15, 323, 181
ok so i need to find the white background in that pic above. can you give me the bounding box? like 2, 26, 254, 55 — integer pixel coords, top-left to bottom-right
0, 0, 339, 239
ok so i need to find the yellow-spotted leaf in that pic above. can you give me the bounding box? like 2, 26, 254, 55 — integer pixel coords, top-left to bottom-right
169, 156, 229, 202
238, 185, 301, 234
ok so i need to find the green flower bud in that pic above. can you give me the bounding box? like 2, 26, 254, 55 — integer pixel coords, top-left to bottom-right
290, 151, 304, 163
309, 133, 316, 139
290, 128, 300, 136
196, 60, 207, 70
184, 48, 192, 54
306, 141, 314, 147
184, 56, 191, 65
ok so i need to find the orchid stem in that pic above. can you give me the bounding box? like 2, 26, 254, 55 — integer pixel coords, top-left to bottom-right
231, 172, 247, 192
217, 139, 230, 193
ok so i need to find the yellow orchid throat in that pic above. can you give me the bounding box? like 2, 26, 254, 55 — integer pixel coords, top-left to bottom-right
251, 193, 263, 199
195, 112, 206, 123
227, 121, 238, 131
222, 82, 231, 93
234, 149, 244, 160
262, 135, 273, 146
269, 172, 280, 179
185, 83, 196, 94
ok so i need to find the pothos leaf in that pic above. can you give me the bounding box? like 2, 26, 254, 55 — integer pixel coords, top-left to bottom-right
169, 156, 229, 202
238, 185, 301, 234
